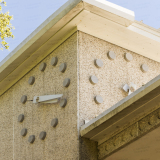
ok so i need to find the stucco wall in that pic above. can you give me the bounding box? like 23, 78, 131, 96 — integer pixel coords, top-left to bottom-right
0, 32, 78, 160
78, 31, 160, 126
1, 30, 160, 160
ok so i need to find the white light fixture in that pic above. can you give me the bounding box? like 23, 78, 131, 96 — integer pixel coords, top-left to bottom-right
84, 120, 90, 124
33, 94, 63, 104
123, 82, 136, 95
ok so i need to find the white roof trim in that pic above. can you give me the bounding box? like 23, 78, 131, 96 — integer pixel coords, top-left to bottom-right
0, 0, 135, 71
128, 21, 160, 43
0, 0, 82, 69
83, 0, 135, 21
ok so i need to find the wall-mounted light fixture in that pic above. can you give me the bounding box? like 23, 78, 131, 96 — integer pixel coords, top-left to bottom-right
123, 83, 136, 95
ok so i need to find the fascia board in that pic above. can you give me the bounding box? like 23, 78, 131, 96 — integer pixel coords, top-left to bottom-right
0, 9, 88, 96
0, 0, 82, 77
83, 0, 135, 21
0, 0, 135, 80
128, 22, 160, 42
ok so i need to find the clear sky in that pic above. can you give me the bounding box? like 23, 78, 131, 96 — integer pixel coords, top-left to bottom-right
0, 0, 160, 61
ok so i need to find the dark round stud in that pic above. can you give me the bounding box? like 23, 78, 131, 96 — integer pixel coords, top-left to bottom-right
94, 59, 103, 68
59, 99, 67, 108
28, 135, 35, 143
51, 118, 58, 127
59, 63, 67, 73
107, 51, 116, 60
39, 131, 46, 140
124, 53, 133, 62
39, 62, 46, 71
94, 95, 103, 104
18, 114, 24, 122
21, 95, 27, 104
63, 78, 70, 87
89, 76, 98, 84
21, 128, 27, 137
28, 76, 35, 85
51, 57, 58, 66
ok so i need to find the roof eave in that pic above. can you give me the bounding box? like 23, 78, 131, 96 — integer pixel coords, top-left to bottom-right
0, 0, 135, 96
0, 0, 160, 97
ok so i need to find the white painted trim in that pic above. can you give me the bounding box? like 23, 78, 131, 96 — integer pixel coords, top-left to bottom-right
0, 0, 135, 75
128, 22, 160, 42
0, 0, 82, 72
83, 0, 135, 21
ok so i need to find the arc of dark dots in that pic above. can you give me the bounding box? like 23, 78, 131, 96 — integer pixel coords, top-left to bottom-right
19, 57, 70, 144
92, 51, 149, 104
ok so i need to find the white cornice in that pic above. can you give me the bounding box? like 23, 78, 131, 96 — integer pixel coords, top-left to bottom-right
128, 21, 160, 42
83, 0, 135, 21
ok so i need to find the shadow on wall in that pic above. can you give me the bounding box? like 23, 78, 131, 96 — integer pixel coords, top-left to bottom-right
79, 137, 98, 160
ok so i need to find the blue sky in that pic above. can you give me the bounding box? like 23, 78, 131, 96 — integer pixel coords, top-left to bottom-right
0, 0, 160, 61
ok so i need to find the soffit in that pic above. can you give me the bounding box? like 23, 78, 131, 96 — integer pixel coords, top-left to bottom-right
106, 125, 160, 160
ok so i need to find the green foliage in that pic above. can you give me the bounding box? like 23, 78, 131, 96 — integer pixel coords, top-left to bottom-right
0, 0, 14, 50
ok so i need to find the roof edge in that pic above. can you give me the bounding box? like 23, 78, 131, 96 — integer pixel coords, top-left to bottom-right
0, 0, 82, 72
83, 0, 135, 21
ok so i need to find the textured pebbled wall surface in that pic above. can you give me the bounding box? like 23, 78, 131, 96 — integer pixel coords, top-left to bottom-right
78, 31, 160, 159
0, 32, 79, 160
78, 31, 160, 127
1, 30, 160, 160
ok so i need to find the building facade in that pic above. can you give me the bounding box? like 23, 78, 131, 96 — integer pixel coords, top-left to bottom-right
0, 0, 160, 159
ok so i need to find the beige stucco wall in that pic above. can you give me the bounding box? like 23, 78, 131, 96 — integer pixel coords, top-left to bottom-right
78, 31, 160, 159
0, 32, 79, 160
78, 31, 160, 126
1, 30, 160, 160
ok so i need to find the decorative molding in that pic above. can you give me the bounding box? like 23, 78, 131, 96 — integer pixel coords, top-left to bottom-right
83, 0, 135, 22
98, 106, 160, 160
